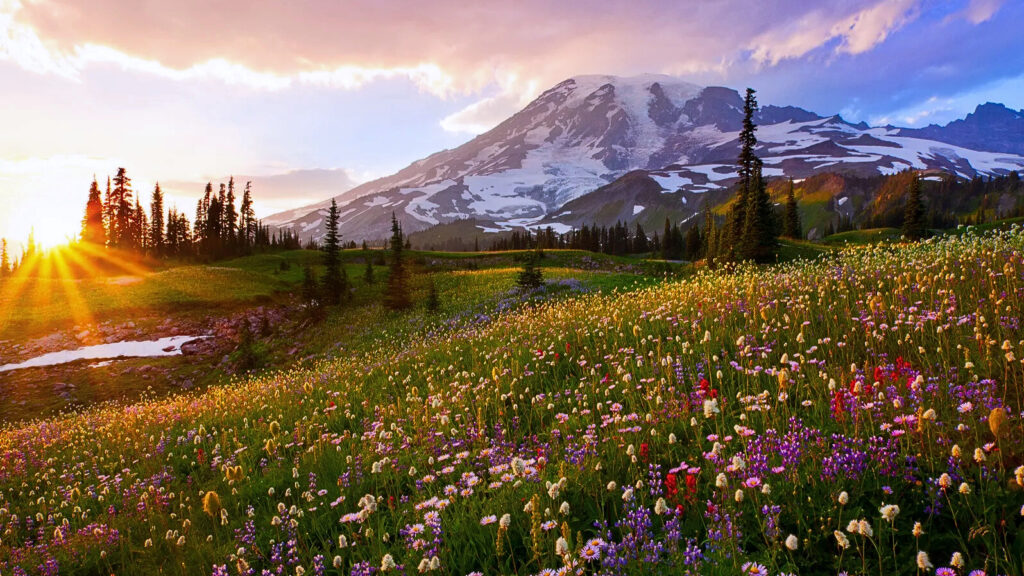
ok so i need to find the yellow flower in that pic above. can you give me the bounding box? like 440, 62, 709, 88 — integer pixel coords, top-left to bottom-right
989, 407, 1007, 437
202, 491, 222, 518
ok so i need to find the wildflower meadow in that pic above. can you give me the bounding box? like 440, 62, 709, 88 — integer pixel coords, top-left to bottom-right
1, 228, 1023, 576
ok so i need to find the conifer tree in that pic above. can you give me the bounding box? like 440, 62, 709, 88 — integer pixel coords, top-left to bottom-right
662, 218, 673, 259
133, 198, 147, 251
321, 198, 345, 304
729, 88, 762, 260
734, 88, 778, 263
633, 223, 648, 253
684, 224, 702, 260
205, 188, 223, 257
384, 213, 411, 310
195, 184, 210, 249
240, 182, 255, 249
902, 173, 927, 240
782, 179, 802, 239
111, 168, 133, 248
739, 164, 777, 262
225, 177, 238, 249
81, 178, 106, 245
150, 183, 165, 255
516, 247, 544, 291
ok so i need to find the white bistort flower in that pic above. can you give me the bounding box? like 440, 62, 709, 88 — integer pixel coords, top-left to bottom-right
880, 503, 900, 523
916, 551, 933, 570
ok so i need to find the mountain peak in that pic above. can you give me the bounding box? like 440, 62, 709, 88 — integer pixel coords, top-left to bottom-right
267, 74, 1024, 242
548, 74, 704, 110
969, 101, 1020, 121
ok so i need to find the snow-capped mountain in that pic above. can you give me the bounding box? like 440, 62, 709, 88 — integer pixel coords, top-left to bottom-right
267, 75, 1024, 242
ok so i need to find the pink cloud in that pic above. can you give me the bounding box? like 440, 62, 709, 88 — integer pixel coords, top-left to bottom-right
957, 0, 1003, 24
0, 0, 939, 134
9, 1, 916, 86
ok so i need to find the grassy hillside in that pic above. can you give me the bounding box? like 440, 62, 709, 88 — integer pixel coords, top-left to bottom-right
1, 229, 1022, 575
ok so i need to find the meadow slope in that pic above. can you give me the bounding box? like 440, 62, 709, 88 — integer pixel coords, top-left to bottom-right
1, 230, 1023, 575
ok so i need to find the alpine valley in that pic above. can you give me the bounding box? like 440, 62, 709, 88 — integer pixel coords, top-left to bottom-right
265, 74, 1024, 244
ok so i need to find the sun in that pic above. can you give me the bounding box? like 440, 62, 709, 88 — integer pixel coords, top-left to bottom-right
31, 226, 77, 251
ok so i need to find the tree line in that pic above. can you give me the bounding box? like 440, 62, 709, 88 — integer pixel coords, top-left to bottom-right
79, 167, 301, 260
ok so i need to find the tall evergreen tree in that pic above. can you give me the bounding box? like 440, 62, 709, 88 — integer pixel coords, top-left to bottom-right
630, 222, 647, 253
225, 177, 238, 249
150, 183, 165, 254
81, 178, 106, 245
111, 168, 133, 247
728, 88, 762, 260
739, 164, 777, 262
205, 188, 223, 257
133, 198, 147, 251
902, 173, 927, 240
194, 184, 210, 248
384, 213, 411, 310
321, 199, 345, 304
781, 179, 802, 239
684, 224, 702, 260
240, 182, 255, 248
516, 248, 544, 290
733, 88, 777, 263
662, 218, 673, 259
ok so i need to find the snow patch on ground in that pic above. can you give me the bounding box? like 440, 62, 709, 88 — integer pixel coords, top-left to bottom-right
651, 173, 693, 192
633, 205, 645, 215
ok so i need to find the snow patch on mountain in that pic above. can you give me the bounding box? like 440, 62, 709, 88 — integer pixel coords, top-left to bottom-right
268, 74, 1024, 242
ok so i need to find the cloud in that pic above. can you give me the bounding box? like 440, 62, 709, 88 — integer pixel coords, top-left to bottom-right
749, 0, 920, 65
954, 0, 1004, 24
0, 0, 937, 126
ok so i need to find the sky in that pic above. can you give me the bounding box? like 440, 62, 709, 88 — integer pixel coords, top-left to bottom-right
1, 0, 1022, 251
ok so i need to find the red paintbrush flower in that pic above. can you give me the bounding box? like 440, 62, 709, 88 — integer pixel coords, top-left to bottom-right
665, 473, 678, 500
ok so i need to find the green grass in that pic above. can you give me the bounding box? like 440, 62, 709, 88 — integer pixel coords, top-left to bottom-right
3, 230, 1023, 576
0, 263, 290, 341
819, 227, 902, 246
776, 238, 835, 261
942, 216, 1024, 236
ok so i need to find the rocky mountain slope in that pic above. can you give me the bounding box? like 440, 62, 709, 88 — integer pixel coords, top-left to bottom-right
266, 75, 1024, 242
